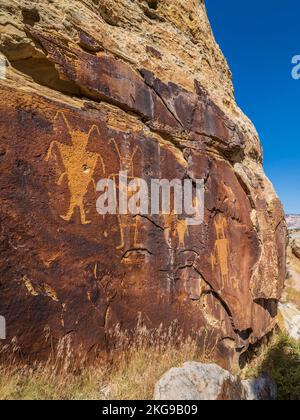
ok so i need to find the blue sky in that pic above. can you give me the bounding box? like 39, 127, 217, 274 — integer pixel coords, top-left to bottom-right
205, 0, 300, 214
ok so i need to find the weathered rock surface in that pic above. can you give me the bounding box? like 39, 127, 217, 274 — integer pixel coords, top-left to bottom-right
154, 362, 277, 400
0, 0, 287, 366
280, 231, 300, 340
279, 303, 300, 341
286, 233, 300, 297
242, 374, 277, 401
291, 237, 300, 260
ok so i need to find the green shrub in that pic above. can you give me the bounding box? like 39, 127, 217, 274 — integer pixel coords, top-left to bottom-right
261, 334, 300, 400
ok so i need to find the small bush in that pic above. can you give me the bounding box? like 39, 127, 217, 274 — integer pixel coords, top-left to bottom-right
243, 332, 300, 400
261, 334, 300, 400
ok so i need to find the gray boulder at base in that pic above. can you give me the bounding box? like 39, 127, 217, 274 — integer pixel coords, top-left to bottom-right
242, 374, 277, 401
154, 362, 277, 401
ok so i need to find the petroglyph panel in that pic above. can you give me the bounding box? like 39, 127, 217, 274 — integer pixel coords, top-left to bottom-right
0, 16, 286, 368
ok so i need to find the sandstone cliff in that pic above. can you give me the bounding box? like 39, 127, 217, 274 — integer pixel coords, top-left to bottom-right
0, 0, 287, 368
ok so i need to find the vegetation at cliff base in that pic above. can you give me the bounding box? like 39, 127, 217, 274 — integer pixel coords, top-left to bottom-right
1, 325, 299, 400
244, 332, 300, 400
262, 334, 300, 400
0, 323, 214, 400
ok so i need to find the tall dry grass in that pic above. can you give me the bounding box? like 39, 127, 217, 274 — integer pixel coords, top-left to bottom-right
0, 318, 216, 400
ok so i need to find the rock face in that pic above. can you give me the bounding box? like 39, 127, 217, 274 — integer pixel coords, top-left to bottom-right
291, 237, 300, 260
154, 362, 277, 400
280, 231, 300, 340
242, 374, 278, 401
279, 303, 300, 341
0, 0, 287, 367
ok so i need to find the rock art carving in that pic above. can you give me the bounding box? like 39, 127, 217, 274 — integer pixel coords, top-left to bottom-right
0, 0, 287, 368
211, 215, 230, 291
108, 138, 142, 250
163, 214, 189, 249
45, 112, 105, 225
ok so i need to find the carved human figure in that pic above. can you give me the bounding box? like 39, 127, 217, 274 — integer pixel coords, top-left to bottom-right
211, 215, 230, 291
163, 213, 189, 249
45, 112, 105, 225
108, 139, 142, 250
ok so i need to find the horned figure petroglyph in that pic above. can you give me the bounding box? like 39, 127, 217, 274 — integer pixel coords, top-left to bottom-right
108, 139, 142, 250
211, 215, 230, 291
45, 112, 105, 225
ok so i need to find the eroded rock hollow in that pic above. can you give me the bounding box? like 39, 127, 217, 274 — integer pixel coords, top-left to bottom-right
0, 0, 287, 367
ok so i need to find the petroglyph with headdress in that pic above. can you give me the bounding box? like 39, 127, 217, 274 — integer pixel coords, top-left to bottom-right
108, 139, 142, 250
45, 112, 105, 225
211, 215, 230, 291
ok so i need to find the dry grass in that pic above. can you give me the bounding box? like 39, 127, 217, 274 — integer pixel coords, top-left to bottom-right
2, 320, 299, 400
0, 319, 216, 400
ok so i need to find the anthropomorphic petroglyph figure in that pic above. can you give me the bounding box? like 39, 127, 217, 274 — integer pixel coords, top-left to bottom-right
211, 215, 229, 291
108, 139, 142, 250
176, 219, 189, 247
163, 213, 189, 249
45, 112, 105, 225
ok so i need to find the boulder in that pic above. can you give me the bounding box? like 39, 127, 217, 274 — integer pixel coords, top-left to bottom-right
242, 374, 277, 401
279, 303, 300, 341
291, 238, 300, 260
154, 362, 277, 400
280, 233, 300, 339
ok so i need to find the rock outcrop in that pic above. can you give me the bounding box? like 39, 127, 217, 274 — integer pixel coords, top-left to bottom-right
154, 362, 277, 400
291, 237, 300, 260
0, 0, 287, 367
280, 231, 300, 340
279, 303, 300, 341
